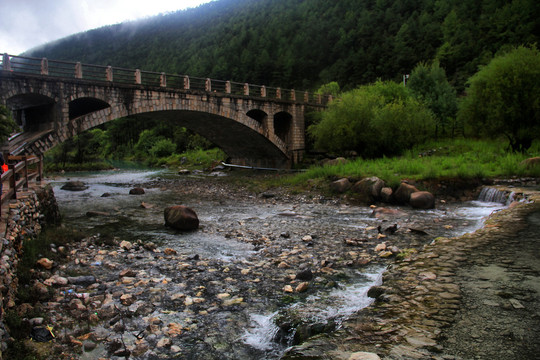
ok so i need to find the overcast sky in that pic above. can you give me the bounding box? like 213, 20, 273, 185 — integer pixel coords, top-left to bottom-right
1, 0, 214, 55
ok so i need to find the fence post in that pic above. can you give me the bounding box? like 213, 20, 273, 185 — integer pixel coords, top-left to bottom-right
225, 81, 231, 94
304, 91, 309, 103
244, 83, 249, 96
2, 54, 11, 71
261, 85, 266, 98
41, 58, 49, 75
276, 88, 281, 99
38, 155, 43, 184
290, 89, 296, 101
75, 62, 83, 79
205, 78, 212, 92
184, 76, 190, 90
106, 66, 113, 82
23, 156, 29, 191
8, 164, 16, 200
135, 69, 142, 84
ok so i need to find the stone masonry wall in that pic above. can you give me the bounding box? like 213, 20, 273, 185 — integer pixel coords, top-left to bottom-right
0, 184, 60, 357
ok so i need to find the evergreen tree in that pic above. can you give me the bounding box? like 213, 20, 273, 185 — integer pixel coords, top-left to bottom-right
407, 61, 457, 138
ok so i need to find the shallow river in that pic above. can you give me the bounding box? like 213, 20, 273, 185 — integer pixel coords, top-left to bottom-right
47, 169, 506, 359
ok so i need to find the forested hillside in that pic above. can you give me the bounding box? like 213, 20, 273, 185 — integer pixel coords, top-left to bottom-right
26, 0, 539, 92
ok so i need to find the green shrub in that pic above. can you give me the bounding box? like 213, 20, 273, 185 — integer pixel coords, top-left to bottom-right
149, 138, 177, 158
309, 80, 436, 158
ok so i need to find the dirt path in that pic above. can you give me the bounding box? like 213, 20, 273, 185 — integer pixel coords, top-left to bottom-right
282, 188, 540, 360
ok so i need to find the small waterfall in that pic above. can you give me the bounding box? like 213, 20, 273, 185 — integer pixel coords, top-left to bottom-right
477, 186, 515, 205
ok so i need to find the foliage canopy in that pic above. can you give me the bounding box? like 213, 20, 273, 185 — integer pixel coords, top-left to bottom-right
407, 61, 458, 138
0, 105, 18, 143
309, 81, 436, 158
459, 45, 540, 152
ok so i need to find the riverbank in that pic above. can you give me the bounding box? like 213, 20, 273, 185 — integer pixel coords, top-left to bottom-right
282, 186, 540, 360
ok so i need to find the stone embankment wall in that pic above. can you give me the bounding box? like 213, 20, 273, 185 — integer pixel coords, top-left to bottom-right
0, 184, 60, 357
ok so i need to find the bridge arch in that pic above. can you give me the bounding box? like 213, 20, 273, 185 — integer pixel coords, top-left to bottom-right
246, 109, 268, 125
69, 97, 110, 120
274, 111, 293, 144
6, 93, 56, 133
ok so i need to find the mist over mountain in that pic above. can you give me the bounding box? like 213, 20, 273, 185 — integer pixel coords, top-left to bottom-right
27, 0, 539, 91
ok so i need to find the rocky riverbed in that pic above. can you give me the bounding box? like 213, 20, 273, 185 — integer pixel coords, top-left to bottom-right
281, 187, 540, 360
12, 171, 538, 359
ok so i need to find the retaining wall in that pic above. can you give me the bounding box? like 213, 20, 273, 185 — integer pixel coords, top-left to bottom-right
0, 184, 60, 357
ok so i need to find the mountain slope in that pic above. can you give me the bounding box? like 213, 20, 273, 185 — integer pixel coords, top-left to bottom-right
27, 0, 539, 91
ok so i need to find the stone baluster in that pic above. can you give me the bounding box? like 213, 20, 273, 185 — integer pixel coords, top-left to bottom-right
41, 58, 48, 75
2, 53, 10, 71
244, 83, 249, 96
160, 72, 167, 87
225, 81, 231, 94
205, 78, 212, 92
184, 76, 190, 90
276, 88, 281, 99
290, 89, 296, 101
75, 62, 83, 79
135, 69, 141, 84
261, 85, 266, 97
106, 66, 113, 82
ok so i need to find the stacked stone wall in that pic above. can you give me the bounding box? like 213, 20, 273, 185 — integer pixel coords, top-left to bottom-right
0, 184, 60, 357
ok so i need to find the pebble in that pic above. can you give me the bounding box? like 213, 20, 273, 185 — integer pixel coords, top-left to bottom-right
37, 257, 54, 269
349, 352, 381, 360
283, 285, 294, 293
295, 282, 309, 293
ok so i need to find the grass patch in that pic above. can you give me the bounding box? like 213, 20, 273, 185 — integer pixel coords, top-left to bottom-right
279, 138, 540, 188
156, 148, 228, 170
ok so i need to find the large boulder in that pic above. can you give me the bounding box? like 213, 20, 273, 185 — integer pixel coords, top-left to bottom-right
520, 157, 540, 168
380, 187, 393, 203
323, 157, 348, 166
351, 176, 385, 202
330, 178, 352, 193
409, 191, 435, 209
164, 205, 199, 231
61, 181, 88, 191
129, 187, 145, 195
394, 182, 419, 204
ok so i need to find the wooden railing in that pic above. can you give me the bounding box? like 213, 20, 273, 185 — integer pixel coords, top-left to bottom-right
1, 53, 333, 106
0, 155, 43, 208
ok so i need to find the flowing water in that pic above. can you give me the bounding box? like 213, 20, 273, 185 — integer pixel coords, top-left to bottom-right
48, 169, 508, 359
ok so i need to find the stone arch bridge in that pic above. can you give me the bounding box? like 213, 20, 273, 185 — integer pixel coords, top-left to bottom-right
0, 54, 330, 168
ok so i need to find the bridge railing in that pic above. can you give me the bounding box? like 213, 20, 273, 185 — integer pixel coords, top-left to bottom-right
1, 155, 43, 212
1, 53, 332, 106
